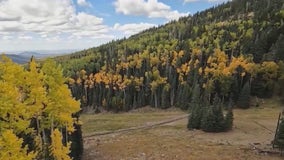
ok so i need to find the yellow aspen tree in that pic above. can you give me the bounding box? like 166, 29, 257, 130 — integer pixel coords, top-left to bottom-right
260, 61, 279, 81
49, 129, 71, 160
0, 55, 34, 133
42, 59, 80, 132
0, 130, 36, 160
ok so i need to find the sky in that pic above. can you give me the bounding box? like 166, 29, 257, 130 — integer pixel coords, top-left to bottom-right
0, 0, 230, 52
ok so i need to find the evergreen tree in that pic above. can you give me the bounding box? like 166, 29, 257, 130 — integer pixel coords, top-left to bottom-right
278, 61, 284, 103
237, 81, 251, 109
224, 107, 234, 131
212, 95, 225, 132
201, 107, 216, 132
176, 83, 191, 109
275, 34, 284, 61
161, 84, 171, 109
187, 84, 202, 129
201, 95, 225, 132
188, 102, 203, 130
275, 118, 284, 149
70, 115, 83, 160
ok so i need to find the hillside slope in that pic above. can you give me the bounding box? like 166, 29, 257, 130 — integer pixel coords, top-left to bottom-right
55, 0, 284, 112
56, 0, 284, 77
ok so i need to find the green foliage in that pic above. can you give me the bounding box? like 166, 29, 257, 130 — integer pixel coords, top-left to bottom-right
200, 96, 225, 132
176, 83, 191, 109
275, 34, 284, 61
187, 102, 202, 130
224, 107, 234, 131
54, 0, 283, 113
237, 81, 251, 109
187, 84, 202, 130
161, 84, 171, 109
278, 61, 284, 103
199, 95, 234, 132
275, 118, 284, 148
200, 107, 216, 132
70, 123, 83, 160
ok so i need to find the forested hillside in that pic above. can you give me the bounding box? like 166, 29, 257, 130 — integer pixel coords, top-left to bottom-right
55, 0, 284, 116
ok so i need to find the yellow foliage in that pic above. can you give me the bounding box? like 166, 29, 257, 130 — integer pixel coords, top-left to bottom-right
192, 48, 201, 57
76, 77, 82, 84
178, 51, 185, 57
0, 130, 36, 160
50, 129, 71, 160
68, 78, 75, 85
260, 61, 279, 80
198, 67, 203, 75
150, 81, 158, 92
150, 56, 160, 67
194, 59, 200, 68
0, 56, 80, 159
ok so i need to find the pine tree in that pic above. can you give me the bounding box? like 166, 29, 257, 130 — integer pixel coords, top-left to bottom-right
224, 107, 234, 131
237, 81, 251, 109
212, 95, 225, 132
201, 106, 216, 132
161, 84, 171, 109
275, 34, 284, 60
200, 95, 231, 132
187, 84, 202, 129
176, 83, 191, 109
188, 102, 202, 130
275, 118, 284, 149
201, 95, 223, 132
70, 123, 83, 160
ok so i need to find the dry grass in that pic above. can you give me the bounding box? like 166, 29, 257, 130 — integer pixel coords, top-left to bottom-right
82, 99, 284, 160
81, 107, 184, 134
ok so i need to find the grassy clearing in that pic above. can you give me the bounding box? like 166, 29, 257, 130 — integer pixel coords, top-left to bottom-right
82, 99, 284, 160
81, 108, 185, 134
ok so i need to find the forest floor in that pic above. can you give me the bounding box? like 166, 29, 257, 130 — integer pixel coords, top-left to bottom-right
81, 99, 284, 160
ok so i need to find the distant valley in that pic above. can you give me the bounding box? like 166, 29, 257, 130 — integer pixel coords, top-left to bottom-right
1, 49, 78, 64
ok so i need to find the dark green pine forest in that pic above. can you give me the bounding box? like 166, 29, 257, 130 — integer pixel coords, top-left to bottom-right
55, 0, 284, 131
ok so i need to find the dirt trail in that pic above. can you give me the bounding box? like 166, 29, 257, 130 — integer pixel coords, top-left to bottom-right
83, 114, 189, 139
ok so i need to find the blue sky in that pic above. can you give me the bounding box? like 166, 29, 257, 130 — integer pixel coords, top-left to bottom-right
0, 0, 230, 52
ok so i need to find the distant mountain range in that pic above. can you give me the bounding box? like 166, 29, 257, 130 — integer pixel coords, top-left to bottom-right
4, 54, 31, 64
1, 49, 79, 64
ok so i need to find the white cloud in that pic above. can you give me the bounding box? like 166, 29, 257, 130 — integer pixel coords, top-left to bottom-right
77, 0, 92, 7
2, 35, 13, 40
45, 36, 61, 42
113, 22, 156, 35
0, 0, 110, 39
114, 0, 189, 20
18, 35, 33, 40
184, 0, 198, 3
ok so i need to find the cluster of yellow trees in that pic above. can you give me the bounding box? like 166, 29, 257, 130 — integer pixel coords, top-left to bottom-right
69, 48, 279, 111
0, 55, 80, 159
200, 49, 278, 97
